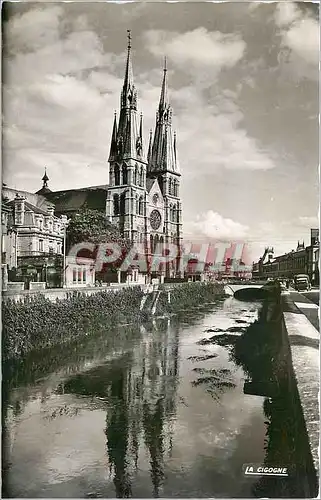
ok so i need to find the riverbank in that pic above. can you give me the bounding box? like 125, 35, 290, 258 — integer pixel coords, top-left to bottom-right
2, 296, 266, 498
2, 282, 225, 361
198, 282, 318, 497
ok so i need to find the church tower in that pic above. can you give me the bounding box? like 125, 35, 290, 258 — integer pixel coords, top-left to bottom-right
147, 61, 183, 276
147, 60, 182, 249
106, 31, 148, 243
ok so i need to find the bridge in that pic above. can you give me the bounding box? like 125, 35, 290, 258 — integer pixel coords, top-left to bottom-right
224, 283, 264, 296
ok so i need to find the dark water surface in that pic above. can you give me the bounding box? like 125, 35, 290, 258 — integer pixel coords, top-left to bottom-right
2, 297, 313, 498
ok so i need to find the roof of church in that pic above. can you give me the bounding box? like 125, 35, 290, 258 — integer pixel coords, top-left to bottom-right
44, 185, 109, 215
36, 186, 52, 195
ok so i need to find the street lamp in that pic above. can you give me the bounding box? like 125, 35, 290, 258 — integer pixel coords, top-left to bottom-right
63, 225, 66, 288
62, 217, 70, 288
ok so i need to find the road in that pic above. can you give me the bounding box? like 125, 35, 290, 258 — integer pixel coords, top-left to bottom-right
282, 287, 319, 331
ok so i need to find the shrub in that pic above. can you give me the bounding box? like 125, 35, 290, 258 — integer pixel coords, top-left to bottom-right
2, 282, 224, 361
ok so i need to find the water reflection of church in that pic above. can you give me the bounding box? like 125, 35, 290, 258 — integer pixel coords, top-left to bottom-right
106, 317, 180, 497
60, 316, 180, 498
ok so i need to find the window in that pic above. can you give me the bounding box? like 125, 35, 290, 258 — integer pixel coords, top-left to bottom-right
113, 194, 120, 215
39, 219, 43, 230
39, 239, 43, 252
83, 269, 87, 283
138, 197, 144, 216
122, 165, 128, 185
114, 165, 120, 186
78, 269, 82, 282
73, 269, 77, 282
120, 193, 126, 215
134, 165, 138, 185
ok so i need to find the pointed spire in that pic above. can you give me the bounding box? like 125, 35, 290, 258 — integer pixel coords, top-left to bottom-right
108, 112, 118, 161
42, 168, 49, 186
112, 111, 118, 141
159, 57, 169, 112
124, 30, 134, 90
147, 62, 179, 176
36, 168, 51, 195
147, 129, 153, 164
139, 113, 143, 138
121, 30, 137, 110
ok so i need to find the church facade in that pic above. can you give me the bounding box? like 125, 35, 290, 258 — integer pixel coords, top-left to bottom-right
34, 33, 183, 278
105, 34, 183, 257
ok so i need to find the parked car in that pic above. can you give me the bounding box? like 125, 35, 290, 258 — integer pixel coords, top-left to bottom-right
293, 274, 311, 291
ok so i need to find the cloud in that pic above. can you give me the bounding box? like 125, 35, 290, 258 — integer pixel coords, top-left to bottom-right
297, 216, 319, 228
162, 88, 275, 175
187, 211, 249, 240
5, 5, 63, 55
141, 28, 274, 175
274, 3, 301, 27
143, 27, 246, 72
2, 5, 124, 190
283, 18, 319, 66
274, 3, 319, 78
3, 3, 275, 193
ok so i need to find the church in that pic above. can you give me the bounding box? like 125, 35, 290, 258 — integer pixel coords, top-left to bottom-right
38, 32, 183, 277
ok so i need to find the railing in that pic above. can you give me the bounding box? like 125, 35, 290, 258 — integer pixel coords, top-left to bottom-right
17, 251, 63, 257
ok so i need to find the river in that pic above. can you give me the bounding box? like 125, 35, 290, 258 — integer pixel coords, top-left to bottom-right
1, 296, 315, 498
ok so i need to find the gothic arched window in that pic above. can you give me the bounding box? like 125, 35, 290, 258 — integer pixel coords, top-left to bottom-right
113, 194, 120, 215
172, 205, 177, 222
134, 165, 138, 185
154, 234, 159, 254
120, 192, 126, 215
159, 235, 164, 256
169, 204, 173, 222
138, 196, 144, 216
168, 178, 173, 195
137, 169, 143, 186
114, 165, 120, 186
122, 165, 128, 185
174, 179, 178, 197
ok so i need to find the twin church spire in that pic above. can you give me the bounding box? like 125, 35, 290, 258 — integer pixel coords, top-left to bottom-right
109, 31, 179, 176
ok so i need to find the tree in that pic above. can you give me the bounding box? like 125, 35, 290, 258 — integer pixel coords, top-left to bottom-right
66, 208, 131, 273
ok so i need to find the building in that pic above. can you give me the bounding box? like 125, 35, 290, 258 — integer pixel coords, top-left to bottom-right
252, 229, 319, 285
106, 43, 182, 254
36, 33, 183, 278
65, 256, 96, 288
2, 187, 68, 289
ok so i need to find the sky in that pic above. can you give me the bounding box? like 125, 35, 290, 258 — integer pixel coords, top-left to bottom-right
2, 1, 319, 261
